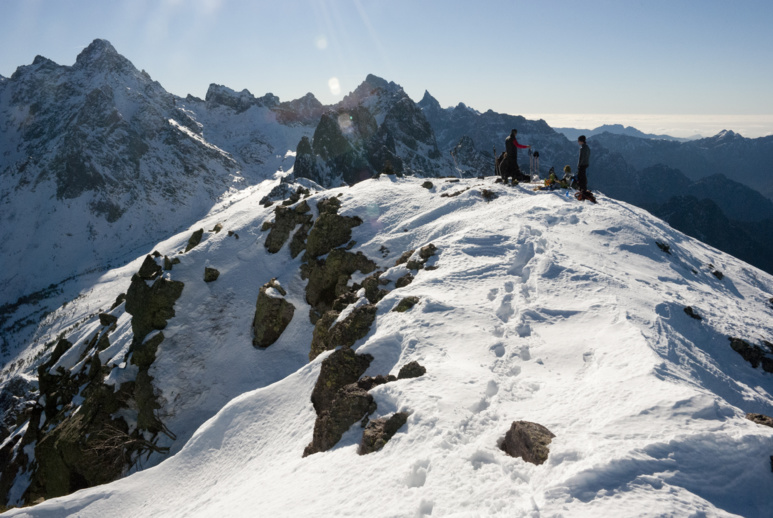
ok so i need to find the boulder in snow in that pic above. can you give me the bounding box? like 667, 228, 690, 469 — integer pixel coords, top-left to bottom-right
746, 413, 773, 428
98, 312, 118, 327
392, 296, 420, 313
397, 361, 426, 380
203, 267, 220, 282
252, 279, 295, 349
310, 347, 373, 415
137, 255, 162, 281
684, 306, 702, 320
185, 228, 204, 252
729, 337, 773, 372
500, 421, 555, 466
304, 384, 376, 457
358, 412, 409, 455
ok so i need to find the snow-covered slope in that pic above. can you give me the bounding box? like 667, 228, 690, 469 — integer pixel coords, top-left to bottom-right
4, 176, 773, 517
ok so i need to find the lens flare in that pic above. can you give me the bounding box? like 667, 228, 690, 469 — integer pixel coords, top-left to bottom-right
338, 113, 353, 134
328, 77, 341, 96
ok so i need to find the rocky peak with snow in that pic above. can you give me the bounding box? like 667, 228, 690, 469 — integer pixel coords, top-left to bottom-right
338, 74, 411, 122
417, 90, 442, 111
292, 75, 452, 187
204, 83, 280, 112
274, 92, 324, 125
73, 39, 131, 73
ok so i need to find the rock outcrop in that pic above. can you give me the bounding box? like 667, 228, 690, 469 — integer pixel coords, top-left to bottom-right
252, 279, 295, 349
304, 348, 376, 457
309, 304, 377, 361
304, 384, 376, 457
397, 361, 426, 380
302, 250, 377, 322
746, 413, 773, 428
358, 412, 409, 455
729, 337, 773, 372
185, 229, 204, 252
263, 200, 313, 256
310, 348, 373, 414
125, 261, 185, 345
393, 296, 420, 313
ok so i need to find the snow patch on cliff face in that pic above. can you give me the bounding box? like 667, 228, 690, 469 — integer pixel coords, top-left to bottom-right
7, 176, 773, 517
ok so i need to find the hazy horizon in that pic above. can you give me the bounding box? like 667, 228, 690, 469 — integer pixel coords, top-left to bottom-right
522, 114, 773, 140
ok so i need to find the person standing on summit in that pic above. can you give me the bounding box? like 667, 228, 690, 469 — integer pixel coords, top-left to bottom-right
577, 135, 591, 192
502, 129, 530, 183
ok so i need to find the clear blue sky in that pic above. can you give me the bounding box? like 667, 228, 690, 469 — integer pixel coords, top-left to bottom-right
2, 0, 772, 136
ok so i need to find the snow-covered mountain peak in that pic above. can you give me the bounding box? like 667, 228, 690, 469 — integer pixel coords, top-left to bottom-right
338, 73, 410, 117
73, 38, 135, 75
714, 129, 739, 140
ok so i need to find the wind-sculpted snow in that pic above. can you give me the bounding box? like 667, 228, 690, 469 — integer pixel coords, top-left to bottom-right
5, 176, 773, 517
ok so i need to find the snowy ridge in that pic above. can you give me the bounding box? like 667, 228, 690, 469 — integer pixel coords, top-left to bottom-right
5, 176, 773, 517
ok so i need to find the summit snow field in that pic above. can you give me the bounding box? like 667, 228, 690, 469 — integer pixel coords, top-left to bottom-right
5, 176, 773, 517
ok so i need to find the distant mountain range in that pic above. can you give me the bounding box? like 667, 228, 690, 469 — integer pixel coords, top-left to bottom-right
556, 123, 698, 142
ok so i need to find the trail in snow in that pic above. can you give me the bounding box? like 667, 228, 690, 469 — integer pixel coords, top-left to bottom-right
6, 176, 773, 517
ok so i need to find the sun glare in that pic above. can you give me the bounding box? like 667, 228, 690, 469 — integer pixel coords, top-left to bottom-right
328, 77, 341, 96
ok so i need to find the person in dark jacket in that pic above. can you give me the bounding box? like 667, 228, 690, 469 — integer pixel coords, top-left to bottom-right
502, 129, 530, 183
577, 135, 590, 192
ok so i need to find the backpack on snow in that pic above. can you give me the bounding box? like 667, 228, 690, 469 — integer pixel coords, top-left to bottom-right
574, 190, 597, 203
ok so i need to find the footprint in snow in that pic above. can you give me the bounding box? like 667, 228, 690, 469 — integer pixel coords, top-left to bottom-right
508, 241, 535, 282
405, 459, 430, 488
490, 343, 506, 358
496, 293, 515, 323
